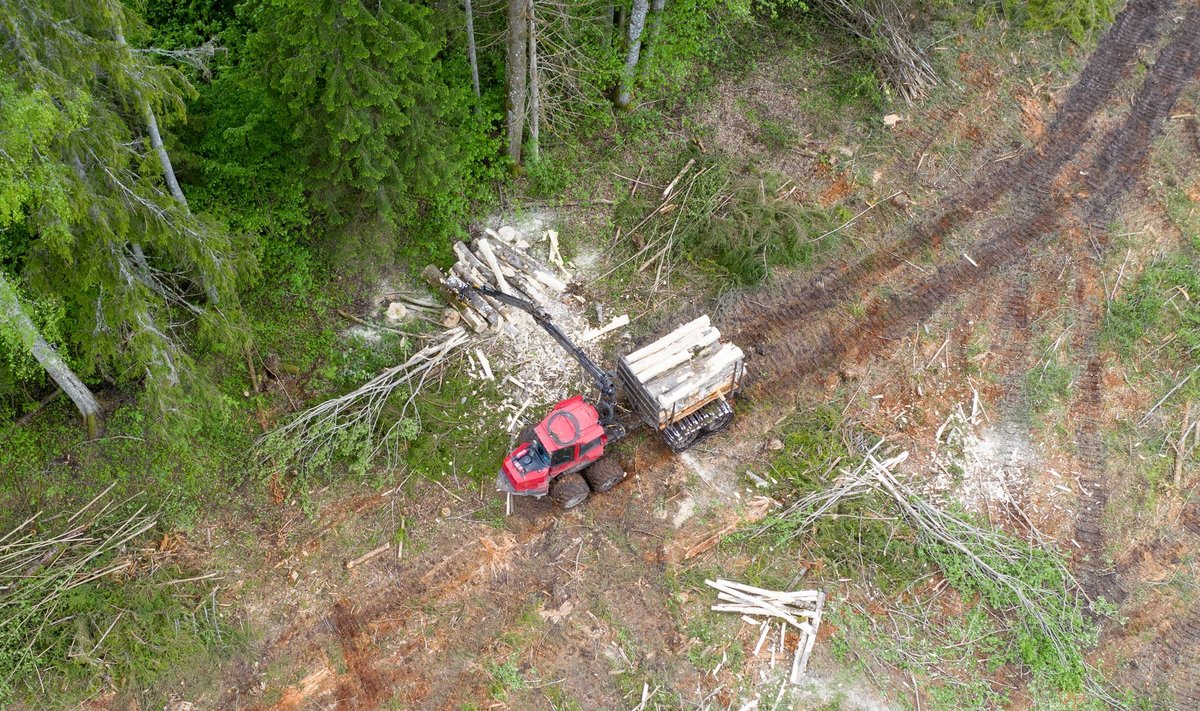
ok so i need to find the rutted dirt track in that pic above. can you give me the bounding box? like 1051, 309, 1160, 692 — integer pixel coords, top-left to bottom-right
727, 0, 1200, 705
217, 4, 1200, 709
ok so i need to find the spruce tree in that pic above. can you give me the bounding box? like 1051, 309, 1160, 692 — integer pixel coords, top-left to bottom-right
0, 0, 246, 423
247, 0, 459, 228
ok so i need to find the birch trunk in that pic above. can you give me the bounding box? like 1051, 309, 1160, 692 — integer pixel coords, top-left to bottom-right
615, 0, 650, 110
643, 0, 666, 67
0, 272, 101, 438
505, 0, 529, 165
527, 0, 540, 161
465, 0, 481, 98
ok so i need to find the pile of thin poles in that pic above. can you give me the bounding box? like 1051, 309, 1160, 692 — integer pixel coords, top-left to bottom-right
0, 485, 157, 686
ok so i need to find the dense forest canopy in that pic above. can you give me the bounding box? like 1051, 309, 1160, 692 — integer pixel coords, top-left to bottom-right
0, 0, 1115, 428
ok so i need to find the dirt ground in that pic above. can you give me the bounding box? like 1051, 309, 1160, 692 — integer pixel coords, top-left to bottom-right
135, 3, 1200, 709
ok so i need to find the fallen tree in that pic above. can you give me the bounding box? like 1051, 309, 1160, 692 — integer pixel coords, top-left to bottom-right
257, 328, 471, 475
757, 441, 1099, 693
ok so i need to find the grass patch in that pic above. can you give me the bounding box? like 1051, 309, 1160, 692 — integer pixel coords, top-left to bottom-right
1103, 255, 1200, 363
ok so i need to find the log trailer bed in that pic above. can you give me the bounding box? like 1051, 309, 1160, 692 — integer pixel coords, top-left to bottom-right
460, 284, 745, 509
617, 314, 745, 453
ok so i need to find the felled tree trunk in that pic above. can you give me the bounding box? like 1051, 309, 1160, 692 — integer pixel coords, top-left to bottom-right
0, 272, 101, 438
527, 0, 540, 161
465, 0, 481, 98
505, 0, 529, 166
615, 0, 650, 110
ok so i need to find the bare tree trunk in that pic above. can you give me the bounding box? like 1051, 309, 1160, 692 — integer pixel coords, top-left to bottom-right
115, 26, 224, 305
505, 0, 530, 166
114, 30, 189, 209
0, 272, 101, 438
643, 0, 666, 68
142, 103, 188, 208
615, 0, 649, 110
465, 0, 481, 98
527, 0, 540, 161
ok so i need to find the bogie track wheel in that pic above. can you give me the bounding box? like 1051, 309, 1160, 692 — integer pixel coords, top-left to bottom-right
550, 472, 590, 509
583, 458, 625, 493
702, 407, 734, 433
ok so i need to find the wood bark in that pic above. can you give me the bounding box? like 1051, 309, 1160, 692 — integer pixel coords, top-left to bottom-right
527, 0, 540, 161
505, 0, 529, 165
421, 265, 490, 332
0, 272, 101, 438
464, 0, 481, 98
643, 0, 666, 67
615, 0, 650, 110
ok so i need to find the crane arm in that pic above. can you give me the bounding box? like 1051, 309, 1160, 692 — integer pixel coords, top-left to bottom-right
460, 284, 618, 425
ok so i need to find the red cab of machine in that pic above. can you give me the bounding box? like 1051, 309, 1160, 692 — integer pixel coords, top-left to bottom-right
499, 395, 607, 496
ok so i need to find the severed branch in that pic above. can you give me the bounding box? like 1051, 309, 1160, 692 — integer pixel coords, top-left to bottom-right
257, 329, 470, 470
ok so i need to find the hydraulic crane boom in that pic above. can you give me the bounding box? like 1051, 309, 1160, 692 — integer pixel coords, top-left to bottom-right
464, 284, 619, 426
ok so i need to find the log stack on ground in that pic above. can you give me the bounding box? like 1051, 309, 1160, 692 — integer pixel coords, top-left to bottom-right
705, 579, 826, 683
423, 226, 572, 333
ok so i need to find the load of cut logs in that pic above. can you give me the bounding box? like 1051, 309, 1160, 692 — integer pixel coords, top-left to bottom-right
422, 227, 570, 333
705, 579, 826, 684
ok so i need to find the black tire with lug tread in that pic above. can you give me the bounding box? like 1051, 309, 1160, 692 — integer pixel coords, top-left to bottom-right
582, 458, 625, 493
517, 426, 537, 444
550, 472, 590, 509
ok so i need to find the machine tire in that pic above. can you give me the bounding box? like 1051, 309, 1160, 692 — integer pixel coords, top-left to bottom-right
583, 458, 625, 493
517, 426, 537, 445
550, 472, 590, 509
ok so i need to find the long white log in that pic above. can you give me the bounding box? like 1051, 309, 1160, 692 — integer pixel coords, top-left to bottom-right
580, 314, 629, 343
656, 346, 743, 407
651, 342, 742, 393
628, 327, 720, 380
632, 328, 721, 382
623, 315, 709, 366
475, 239, 514, 296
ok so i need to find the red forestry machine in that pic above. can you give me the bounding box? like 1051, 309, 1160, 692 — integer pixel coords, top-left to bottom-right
462, 284, 745, 509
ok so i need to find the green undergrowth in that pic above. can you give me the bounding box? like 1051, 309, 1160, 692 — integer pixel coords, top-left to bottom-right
608, 154, 843, 289
750, 405, 928, 592
1103, 254, 1200, 365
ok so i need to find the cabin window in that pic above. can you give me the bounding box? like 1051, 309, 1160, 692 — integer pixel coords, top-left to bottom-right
550, 446, 575, 467
579, 438, 601, 457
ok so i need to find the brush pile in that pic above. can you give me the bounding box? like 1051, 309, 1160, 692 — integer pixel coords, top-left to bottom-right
706, 579, 826, 683
1, 485, 158, 687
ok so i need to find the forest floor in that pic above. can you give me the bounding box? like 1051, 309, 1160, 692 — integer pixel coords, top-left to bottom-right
39, 2, 1200, 710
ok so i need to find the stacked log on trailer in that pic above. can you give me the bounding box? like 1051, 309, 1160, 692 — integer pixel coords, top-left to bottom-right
422, 228, 571, 333
617, 315, 745, 429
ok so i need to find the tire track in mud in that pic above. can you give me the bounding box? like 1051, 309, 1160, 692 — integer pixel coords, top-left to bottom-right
731, 6, 1200, 706
727, 0, 1171, 338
